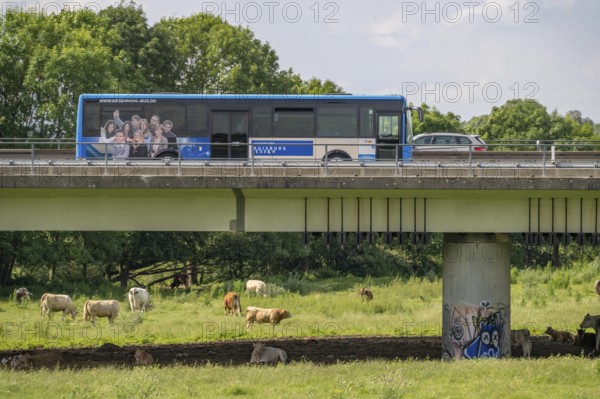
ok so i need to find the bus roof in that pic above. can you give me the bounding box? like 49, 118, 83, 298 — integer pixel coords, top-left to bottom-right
79, 93, 406, 102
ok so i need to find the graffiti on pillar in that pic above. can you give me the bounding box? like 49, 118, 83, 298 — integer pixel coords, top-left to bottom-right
443, 301, 507, 360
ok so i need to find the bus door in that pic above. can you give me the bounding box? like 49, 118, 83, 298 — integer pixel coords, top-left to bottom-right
376, 112, 401, 159
211, 111, 248, 159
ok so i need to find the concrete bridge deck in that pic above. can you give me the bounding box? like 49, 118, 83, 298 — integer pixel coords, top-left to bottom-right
1, 164, 599, 233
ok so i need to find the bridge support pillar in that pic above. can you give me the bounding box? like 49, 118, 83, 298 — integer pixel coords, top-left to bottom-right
442, 233, 511, 360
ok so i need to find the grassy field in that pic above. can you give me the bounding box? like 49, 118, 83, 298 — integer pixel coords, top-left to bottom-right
1, 357, 599, 398
0, 277, 439, 350
2, 268, 600, 398
0, 267, 599, 350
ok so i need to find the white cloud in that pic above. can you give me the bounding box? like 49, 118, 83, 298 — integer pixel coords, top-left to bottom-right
370, 35, 402, 48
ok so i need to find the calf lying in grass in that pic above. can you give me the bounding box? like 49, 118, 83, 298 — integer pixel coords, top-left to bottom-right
544, 326, 575, 342
250, 343, 287, 364
134, 349, 153, 365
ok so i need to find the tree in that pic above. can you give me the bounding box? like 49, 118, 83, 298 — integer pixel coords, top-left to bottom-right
0, 11, 46, 138
98, 2, 178, 92
279, 73, 344, 94
0, 9, 116, 138
157, 13, 281, 93
411, 103, 462, 134
0, 232, 30, 286
26, 19, 115, 138
464, 99, 551, 142
203, 232, 272, 280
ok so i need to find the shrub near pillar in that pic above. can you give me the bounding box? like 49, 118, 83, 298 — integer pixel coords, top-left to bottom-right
442, 233, 511, 360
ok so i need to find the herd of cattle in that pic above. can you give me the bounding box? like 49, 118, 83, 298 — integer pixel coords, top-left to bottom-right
509, 280, 600, 357
3, 280, 296, 368
2, 280, 600, 369
12, 287, 151, 325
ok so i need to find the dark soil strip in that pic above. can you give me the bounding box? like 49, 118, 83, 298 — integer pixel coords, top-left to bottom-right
1, 336, 596, 369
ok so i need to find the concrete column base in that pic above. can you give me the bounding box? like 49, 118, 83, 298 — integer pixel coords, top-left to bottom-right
442, 233, 511, 360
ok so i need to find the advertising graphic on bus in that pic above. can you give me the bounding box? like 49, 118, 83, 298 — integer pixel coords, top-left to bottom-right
76, 94, 418, 161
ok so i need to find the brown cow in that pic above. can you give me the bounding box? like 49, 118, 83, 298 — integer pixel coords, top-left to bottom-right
595, 280, 600, 301
579, 313, 600, 351
574, 328, 597, 347
134, 349, 154, 365
224, 292, 241, 317
245, 306, 291, 329
15, 287, 32, 304
171, 271, 190, 289
544, 326, 575, 342
360, 288, 373, 301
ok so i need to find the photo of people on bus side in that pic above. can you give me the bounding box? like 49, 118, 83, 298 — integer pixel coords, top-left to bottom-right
99, 110, 178, 159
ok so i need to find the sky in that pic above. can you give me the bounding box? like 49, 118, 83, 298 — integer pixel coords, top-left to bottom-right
7, 0, 600, 123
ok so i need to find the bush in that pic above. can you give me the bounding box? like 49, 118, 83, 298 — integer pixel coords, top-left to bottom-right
519, 268, 551, 288
314, 268, 339, 279
522, 284, 548, 307
569, 259, 600, 284
549, 270, 570, 290
281, 276, 311, 295
264, 283, 287, 297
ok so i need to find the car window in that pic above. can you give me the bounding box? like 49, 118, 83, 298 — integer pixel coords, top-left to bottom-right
432, 136, 455, 145
413, 136, 432, 145
456, 137, 472, 145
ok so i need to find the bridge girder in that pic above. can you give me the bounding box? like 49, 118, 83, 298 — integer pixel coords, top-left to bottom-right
1, 185, 599, 236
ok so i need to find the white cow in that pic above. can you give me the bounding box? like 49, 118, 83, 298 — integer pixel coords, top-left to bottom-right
83, 300, 120, 326
128, 288, 151, 313
245, 280, 267, 296
250, 342, 288, 364
40, 293, 77, 321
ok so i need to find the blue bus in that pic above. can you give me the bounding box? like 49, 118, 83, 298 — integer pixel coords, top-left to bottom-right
76, 93, 421, 161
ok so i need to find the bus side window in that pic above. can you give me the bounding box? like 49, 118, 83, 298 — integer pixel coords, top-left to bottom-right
378, 115, 399, 138
252, 107, 272, 137
359, 108, 373, 137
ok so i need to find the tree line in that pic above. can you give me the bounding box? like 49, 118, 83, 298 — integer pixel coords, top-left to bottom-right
1, 231, 597, 289
412, 101, 599, 144
0, 231, 437, 288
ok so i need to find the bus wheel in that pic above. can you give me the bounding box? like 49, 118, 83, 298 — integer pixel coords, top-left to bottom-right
155, 149, 179, 160
325, 153, 350, 162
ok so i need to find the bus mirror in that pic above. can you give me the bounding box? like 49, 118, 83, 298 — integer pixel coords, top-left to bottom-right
415, 107, 424, 122
406, 106, 424, 122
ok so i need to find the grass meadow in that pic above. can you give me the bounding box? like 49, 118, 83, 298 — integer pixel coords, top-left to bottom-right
1, 265, 600, 398
1, 357, 599, 399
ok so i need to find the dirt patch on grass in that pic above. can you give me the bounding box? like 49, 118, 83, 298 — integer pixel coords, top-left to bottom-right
0, 336, 596, 369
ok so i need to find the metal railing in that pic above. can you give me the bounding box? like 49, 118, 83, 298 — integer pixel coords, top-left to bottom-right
2, 140, 600, 177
